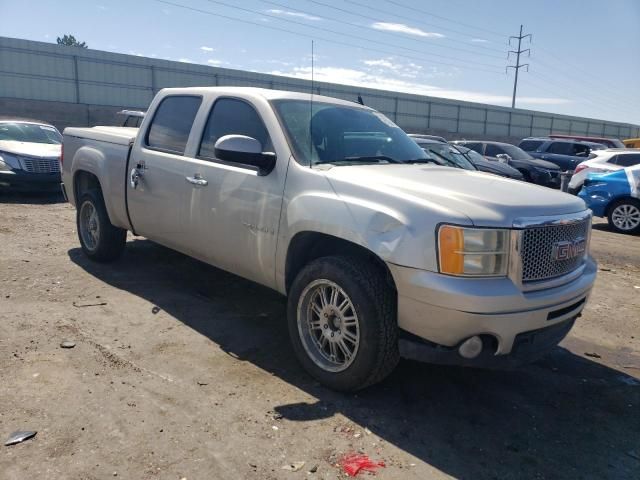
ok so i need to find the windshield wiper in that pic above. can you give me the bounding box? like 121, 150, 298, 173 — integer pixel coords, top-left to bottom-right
425, 150, 461, 168
404, 158, 442, 165
315, 155, 402, 165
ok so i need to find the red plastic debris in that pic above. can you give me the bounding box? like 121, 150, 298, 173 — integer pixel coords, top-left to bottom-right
340, 453, 386, 477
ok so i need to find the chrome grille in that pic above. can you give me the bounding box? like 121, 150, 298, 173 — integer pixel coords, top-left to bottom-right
19, 156, 60, 174
521, 220, 590, 282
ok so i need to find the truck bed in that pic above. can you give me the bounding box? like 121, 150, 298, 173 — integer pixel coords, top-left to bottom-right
64, 126, 138, 145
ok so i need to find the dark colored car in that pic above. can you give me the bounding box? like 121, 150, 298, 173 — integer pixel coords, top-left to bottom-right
518, 137, 606, 171
548, 134, 624, 149
453, 140, 561, 188
456, 145, 523, 180
0, 120, 62, 192
413, 138, 477, 170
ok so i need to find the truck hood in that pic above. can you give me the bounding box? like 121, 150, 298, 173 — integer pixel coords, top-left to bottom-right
324, 164, 586, 227
0, 140, 61, 158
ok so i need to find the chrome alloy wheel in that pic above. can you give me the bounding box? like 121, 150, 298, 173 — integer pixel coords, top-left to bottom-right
297, 280, 360, 372
79, 200, 100, 252
611, 203, 640, 231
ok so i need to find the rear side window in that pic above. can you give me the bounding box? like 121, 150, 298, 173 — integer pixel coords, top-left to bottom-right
199, 98, 272, 160
146, 96, 202, 154
547, 142, 574, 155
616, 154, 640, 167
484, 144, 504, 157
573, 144, 590, 156
519, 140, 543, 151
463, 142, 483, 154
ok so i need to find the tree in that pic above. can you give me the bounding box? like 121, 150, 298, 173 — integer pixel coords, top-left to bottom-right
56, 35, 88, 48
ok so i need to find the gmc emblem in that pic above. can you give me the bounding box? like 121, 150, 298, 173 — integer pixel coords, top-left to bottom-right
552, 237, 586, 261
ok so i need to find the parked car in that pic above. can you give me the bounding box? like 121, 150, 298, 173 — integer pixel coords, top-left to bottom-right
411, 138, 523, 180
0, 120, 62, 192
579, 165, 640, 234
453, 140, 560, 187
455, 145, 523, 180
412, 138, 477, 170
62, 87, 596, 391
568, 149, 640, 193
623, 138, 640, 148
548, 134, 625, 149
408, 133, 447, 143
518, 137, 606, 171
116, 109, 146, 128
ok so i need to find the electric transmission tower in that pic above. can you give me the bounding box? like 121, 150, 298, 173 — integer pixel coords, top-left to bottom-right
507, 25, 532, 108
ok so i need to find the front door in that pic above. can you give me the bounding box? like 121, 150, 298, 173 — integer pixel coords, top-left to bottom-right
181, 96, 288, 288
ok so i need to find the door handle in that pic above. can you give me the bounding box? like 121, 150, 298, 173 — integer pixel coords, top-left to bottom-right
186, 174, 208, 186
130, 168, 142, 189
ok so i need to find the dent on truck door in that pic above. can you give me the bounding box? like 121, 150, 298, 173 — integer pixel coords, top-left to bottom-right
184, 97, 287, 287
126, 95, 202, 252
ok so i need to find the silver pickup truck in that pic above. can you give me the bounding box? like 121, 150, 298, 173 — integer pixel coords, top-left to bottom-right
62, 87, 596, 391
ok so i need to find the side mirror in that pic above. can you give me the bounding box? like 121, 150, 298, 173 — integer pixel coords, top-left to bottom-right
214, 135, 276, 175
496, 153, 512, 163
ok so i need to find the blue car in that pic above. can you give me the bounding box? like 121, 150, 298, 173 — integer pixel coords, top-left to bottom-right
578, 165, 640, 234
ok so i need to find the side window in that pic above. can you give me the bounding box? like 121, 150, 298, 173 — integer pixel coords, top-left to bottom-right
616, 154, 640, 167
145, 96, 202, 154
484, 144, 503, 157
464, 143, 483, 154
547, 142, 573, 155
519, 140, 543, 151
199, 98, 272, 161
573, 144, 589, 156
607, 155, 619, 165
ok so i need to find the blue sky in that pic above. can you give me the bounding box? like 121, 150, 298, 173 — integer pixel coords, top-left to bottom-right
3, 0, 640, 124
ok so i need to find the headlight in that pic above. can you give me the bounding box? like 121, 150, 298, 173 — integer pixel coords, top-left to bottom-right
0, 152, 22, 171
437, 225, 510, 276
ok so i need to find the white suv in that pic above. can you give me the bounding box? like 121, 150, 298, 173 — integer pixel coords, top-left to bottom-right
569, 149, 640, 193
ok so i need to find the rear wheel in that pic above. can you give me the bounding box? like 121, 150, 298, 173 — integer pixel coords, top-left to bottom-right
607, 198, 640, 234
77, 190, 127, 261
287, 256, 399, 391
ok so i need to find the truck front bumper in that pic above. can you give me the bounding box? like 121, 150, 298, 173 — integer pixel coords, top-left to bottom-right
388, 257, 596, 367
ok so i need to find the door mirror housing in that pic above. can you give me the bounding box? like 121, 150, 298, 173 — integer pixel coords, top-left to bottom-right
495, 153, 512, 163
214, 135, 276, 175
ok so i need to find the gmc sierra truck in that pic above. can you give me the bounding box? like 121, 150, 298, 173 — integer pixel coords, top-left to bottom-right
62, 87, 596, 391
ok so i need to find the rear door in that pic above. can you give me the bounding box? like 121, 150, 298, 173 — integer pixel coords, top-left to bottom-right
540, 142, 578, 170
126, 95, 203, 252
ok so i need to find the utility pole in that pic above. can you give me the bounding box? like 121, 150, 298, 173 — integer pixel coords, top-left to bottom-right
507, 25, 531, 109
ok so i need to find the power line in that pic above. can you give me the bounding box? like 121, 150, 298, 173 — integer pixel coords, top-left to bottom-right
198, 0, 505, 69
152, 0, 504, 74
506, 25, 531, 108
257, 0, 506, 60
382, 0, 510, 39
305, 0, 507, 54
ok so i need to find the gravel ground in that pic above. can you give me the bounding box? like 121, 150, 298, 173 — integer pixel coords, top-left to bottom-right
1, 192, 639, 480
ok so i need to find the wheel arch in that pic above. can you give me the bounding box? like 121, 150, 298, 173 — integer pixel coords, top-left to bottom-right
284, 231, 397, 296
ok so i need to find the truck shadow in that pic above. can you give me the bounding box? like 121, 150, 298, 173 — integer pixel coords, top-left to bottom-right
0, 191, 65, 204
68, 239, 640, 479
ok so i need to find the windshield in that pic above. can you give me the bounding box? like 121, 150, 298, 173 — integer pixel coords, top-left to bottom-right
0, 122, 62, 144
272, 100, 428, 166
418, 143, 475, 170
454, 145, 486, 164
498, 144, 533, 160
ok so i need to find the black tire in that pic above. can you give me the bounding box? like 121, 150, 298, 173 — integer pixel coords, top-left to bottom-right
76, 190, 127, 262
287, 256, 399, 392
607, 198, 640, 235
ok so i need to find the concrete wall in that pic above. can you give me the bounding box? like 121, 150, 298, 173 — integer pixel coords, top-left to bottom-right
2, 36, 638, 141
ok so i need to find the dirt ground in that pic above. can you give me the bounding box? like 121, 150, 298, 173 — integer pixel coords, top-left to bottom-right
1, 192, 639, 480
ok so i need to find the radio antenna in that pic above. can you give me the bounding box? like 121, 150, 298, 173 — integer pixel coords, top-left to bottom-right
309, 40, 314, 167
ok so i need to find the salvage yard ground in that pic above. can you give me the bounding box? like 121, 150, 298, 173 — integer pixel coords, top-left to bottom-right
1, 193, 639, 480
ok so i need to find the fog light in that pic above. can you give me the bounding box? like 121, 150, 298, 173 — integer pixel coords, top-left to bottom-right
458, 336, 483, 359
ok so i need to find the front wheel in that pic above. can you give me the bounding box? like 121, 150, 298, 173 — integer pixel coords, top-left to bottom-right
607, 198, 640, 234
77, 190, 127, 262
287, 256, 399, 391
